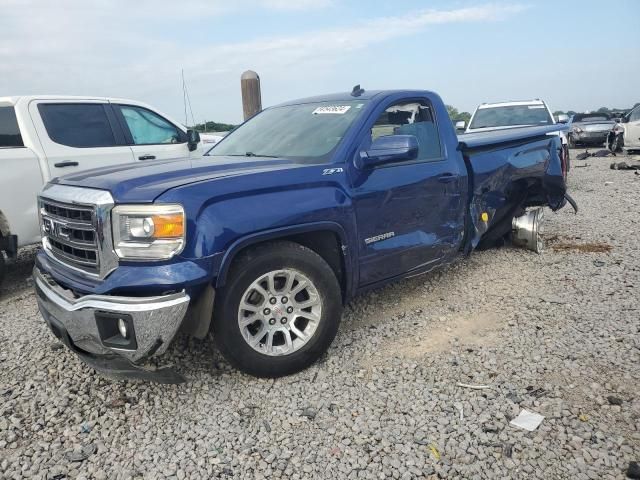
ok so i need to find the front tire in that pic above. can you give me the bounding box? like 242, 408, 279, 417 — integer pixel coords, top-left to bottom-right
610, 133, 623, 153
213, 241, 343, 377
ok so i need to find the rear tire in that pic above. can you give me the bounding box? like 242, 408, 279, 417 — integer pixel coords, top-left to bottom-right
213, 241, 343, 377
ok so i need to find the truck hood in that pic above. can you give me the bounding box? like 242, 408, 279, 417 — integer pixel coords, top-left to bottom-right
53, 156, 304, 203
465, 124, 551, 133
574, 121, 615, 132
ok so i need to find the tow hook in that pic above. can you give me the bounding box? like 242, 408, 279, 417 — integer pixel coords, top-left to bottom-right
512, 208, 544, 253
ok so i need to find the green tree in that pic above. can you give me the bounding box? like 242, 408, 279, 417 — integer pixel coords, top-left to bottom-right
445, 105, 471, 125
192, 121, 236, 132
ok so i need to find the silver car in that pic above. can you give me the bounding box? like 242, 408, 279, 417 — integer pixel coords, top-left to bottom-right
568, 113, 616, 148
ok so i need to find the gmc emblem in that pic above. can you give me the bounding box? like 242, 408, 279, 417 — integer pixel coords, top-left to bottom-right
43, 217, 71, 239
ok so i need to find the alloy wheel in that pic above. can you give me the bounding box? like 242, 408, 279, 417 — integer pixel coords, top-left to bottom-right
237, 269, 322, 356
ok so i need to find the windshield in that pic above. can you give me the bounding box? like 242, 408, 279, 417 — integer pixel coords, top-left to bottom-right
573, 113, 610, 122
469, 105, 552, 129
207, 100, 368, 163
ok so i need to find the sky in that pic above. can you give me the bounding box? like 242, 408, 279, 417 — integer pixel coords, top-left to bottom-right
1, 0, 639, 125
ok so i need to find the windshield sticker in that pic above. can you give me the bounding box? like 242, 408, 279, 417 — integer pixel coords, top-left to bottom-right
528, 105, 545, 109
313, 105, 352, 115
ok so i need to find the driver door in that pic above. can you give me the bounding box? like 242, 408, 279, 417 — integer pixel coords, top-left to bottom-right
624, 106, 640, 149
350, 97, 466, 287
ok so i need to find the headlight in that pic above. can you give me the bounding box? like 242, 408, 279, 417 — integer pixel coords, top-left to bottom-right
112, 204, 185, 260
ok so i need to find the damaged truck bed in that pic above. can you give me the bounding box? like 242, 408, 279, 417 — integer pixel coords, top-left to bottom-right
459, 124, 569, 252
33, 89, 569, 381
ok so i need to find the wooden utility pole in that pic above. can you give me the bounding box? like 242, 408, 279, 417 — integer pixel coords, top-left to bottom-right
241, 70, 262, 121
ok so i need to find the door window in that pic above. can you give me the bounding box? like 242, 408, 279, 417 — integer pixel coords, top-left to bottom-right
0, 106, 23, 147
39, 104, 117, 148
119, 106, 183, 145
370, 101, 442, 161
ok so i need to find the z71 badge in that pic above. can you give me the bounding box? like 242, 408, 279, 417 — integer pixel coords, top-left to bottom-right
322, 168, 344, 175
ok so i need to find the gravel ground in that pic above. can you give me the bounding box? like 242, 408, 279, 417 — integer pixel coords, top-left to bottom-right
1, 150, 639, 479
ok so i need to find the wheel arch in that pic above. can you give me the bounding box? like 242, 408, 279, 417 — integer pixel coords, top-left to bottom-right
215, 222, 352, 302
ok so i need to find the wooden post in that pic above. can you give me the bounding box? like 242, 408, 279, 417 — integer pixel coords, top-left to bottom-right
241, 70, 262, 121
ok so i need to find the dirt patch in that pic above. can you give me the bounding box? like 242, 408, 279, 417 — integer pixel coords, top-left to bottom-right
546, 235, 612, 253
387, 311, 502, 360
551, 241, 612, 253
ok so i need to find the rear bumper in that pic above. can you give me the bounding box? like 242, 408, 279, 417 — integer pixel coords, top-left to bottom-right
34, 266, 190, 382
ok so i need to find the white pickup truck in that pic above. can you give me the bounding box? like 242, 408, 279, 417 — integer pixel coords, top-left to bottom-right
0, 95, 201, 285
459, 99, 570, 178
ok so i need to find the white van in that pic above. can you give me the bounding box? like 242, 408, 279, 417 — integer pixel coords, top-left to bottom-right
0, 95, 201, 284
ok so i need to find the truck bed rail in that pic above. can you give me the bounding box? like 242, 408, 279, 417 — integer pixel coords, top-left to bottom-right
458, 124, 569, 151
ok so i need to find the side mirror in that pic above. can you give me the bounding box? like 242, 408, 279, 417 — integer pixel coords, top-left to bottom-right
556, 114, 569, 124
455, 120, 466, 131
187, 129, 201, 151
356, 135, 419, 169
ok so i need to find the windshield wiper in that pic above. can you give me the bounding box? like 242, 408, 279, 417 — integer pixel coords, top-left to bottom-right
213, 152, 282, 158
244, 152, 280, 158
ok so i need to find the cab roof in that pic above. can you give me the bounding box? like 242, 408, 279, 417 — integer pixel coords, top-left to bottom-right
0, 95, 155, 108
477, 100, 546, 109
273, 90, 437, 107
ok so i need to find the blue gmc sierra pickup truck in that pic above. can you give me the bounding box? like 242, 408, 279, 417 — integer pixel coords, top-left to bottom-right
33, 88, 570, 382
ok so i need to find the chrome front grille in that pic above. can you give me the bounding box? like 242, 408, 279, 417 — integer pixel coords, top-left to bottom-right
39, 184, 118, 279
41, 199, 99, 273
42, 202, 93, 223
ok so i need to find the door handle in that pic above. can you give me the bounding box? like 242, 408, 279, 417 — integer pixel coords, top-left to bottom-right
437, 173, 457, 183
54, 161, 79, 168
138, 155, 156, 161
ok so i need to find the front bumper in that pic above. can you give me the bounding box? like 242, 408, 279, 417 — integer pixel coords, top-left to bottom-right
572, 131, 609, 144
34, 266, 190, 382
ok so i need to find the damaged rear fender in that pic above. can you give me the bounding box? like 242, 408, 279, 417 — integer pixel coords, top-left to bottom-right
464, 135, 567, 251
541, 137, 567, 211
